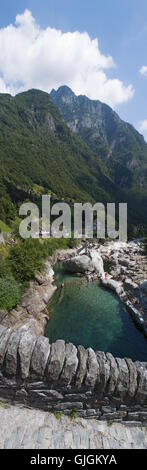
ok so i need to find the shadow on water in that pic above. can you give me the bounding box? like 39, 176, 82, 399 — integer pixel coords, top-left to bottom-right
46, 263, 147, 362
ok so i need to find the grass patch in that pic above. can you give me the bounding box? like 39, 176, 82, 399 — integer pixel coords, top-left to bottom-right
0, 220, 11, 233
54, 411, 63, 420
70, 410, 78, 421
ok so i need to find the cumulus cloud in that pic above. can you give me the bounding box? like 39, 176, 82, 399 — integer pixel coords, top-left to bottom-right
139, 65, 147, 77
138, 119, 147, 141
0, 9, 134, 107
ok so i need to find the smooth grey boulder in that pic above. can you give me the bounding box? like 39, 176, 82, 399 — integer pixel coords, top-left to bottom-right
106, 353, 119, 395
5, 329, 22, 377
96, 352, 110, 395
31, 336, 50, 378
85, 348, 100, 389
18, 329, 37, 379
125, 358, 138, 398
115, 358, 129, 398
63, 252, 104, 276
0, 327, 13, 366
101, 278, 123, 293
75, 345, 88, 388
60, 343, 78, 385
46, 340, 66, 382
118, 257, 130, 267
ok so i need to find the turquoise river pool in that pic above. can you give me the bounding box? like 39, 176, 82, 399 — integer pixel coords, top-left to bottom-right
46, 263, 147, 361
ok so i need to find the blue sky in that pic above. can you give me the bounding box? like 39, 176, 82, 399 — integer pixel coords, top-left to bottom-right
0, 0, 147, 138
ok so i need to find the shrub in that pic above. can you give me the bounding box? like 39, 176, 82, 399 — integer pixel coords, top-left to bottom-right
9, 238, 45, 283
0, 277, 21, 310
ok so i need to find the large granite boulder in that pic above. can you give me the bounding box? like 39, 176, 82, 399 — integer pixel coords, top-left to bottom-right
63, 251, 104, 276
101, 278, 123, 294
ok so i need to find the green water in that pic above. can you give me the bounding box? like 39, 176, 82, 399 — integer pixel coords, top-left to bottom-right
46, 263, 147, 361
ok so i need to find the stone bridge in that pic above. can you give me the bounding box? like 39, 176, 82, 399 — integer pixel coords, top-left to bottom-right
0, 324, 147, 424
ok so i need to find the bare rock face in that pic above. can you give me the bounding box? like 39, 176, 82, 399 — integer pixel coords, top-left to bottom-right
46, 340, 66, 382
31, 336, 50, 378
60, 343, 78, 385
63, 252, 104, 276
18, 329, 37, 379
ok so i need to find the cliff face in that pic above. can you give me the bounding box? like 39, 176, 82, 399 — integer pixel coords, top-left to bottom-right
50, 86, 147, 192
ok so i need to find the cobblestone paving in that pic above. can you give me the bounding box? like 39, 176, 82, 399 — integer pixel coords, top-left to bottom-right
0, 403, 147, 449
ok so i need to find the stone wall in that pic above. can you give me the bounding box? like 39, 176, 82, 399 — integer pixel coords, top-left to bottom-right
0, 324, 147, 425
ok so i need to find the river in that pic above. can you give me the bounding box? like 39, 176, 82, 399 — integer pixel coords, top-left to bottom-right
46, 263, 147, 361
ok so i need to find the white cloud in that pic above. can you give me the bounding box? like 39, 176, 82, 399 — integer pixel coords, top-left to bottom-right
139, 65, 147, 77
138, 119, 147, 141
0, 9, 134, 107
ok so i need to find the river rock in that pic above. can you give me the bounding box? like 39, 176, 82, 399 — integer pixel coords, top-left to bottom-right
37, 284, 57, 305
118, 257, 130, 267
21, 292, 46, 316
60, 343, 78, 385
101, 278, 123, 293
85, 348, 100, 389
0, 327, 13, 366
46, 340, 66, 382
18, 329, 37, 379
75, 345, 88, 388
124, 279, 138, 290
31, 336, 50, 378
63, 252, 104, 276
